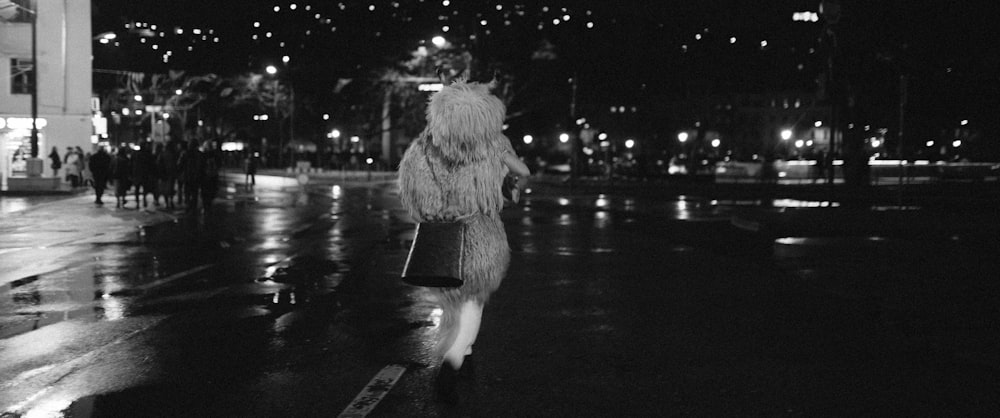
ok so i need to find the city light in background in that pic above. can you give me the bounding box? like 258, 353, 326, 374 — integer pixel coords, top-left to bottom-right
61, 0, 1000, 183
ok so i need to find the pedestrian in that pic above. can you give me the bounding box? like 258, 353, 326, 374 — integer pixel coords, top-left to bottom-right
200, 141, 221, 211
244, 149, 258, 187
156, 142, 178, 209
75, 146, 86, 171
177, 139, 204, 212
64, 147, 81, 187
175, 141, 187, 206
131, 142, 158, 208
111, 146, 132, 208
397, 79, 530, 403
48, 146, 61, 177
813, 150, 828, 184
88, 145, 112, 205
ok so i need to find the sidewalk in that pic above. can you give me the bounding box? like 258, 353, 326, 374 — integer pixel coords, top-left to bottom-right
0, 193, 178, 284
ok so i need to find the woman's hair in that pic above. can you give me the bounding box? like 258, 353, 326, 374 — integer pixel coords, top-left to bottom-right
425, 79, 505, 166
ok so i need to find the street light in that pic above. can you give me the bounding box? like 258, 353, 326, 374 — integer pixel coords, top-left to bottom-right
431, 35, 447, 48
523, 135, 533, 145
265, 65, 283, 165
781, 129, 793, 141
559, 133, 569, 143
678, 132, 688, 143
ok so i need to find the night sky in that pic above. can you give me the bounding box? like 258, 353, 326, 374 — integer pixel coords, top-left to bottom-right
90, 0, 999, 146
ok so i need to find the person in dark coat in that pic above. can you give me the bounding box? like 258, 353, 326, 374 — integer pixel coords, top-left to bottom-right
132, 142, 158, 208
48, 147, 62, 177
88, 146, 112, 205
156, 142, 179, 210
244, 149, 258, 187
200, 141, 221, 211
111, 146, 132, 208
177, 139, 204, 213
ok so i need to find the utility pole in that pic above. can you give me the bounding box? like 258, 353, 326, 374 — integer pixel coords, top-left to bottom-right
29, 4, 37, 158
897, 74, 908, 204
569, 74, 578, 179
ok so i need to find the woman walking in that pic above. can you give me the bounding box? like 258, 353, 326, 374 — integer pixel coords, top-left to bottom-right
64, 147, 81, 187
398, 79, 529, 403
48, 147, 61, 177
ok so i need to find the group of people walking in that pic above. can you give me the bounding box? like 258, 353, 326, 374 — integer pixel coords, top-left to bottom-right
86, 139, 221, 213
48, 146, 89, 188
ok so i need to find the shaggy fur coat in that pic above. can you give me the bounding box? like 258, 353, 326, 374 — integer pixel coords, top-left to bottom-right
398, 80, 512, 305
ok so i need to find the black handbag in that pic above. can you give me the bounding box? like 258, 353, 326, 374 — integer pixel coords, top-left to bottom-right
401, 151, 468, 288
401, 221, 466, 287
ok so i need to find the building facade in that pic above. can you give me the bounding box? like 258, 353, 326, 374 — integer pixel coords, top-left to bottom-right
0, 0, 92, 190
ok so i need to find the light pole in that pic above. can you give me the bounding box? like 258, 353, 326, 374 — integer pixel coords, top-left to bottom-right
265, 65, 281, 166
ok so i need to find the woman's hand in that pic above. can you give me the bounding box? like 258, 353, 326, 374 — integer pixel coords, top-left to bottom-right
501, 151, 530, 177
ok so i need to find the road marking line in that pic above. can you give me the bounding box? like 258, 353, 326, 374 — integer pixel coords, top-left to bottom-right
131, 264, 215, 292
337, 364, 408, 418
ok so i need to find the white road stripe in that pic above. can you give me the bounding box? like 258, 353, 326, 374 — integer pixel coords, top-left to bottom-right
337, 364, 408, 418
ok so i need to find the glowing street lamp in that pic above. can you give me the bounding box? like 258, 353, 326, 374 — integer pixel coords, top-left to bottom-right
265, 65, 278, 75
624, 139, 635, 149
677, 132, 688, 143
559, 133, 569, 143
523, 135, 533, 145
431, 35, 447, 48
952, 140, 962, 148
711, 139, 721, 148
780, 129, 793, 141
925, 140, 934, 147
331, 129, 341, 139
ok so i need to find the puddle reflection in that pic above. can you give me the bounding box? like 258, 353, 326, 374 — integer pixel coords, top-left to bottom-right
0, 262, 144, 338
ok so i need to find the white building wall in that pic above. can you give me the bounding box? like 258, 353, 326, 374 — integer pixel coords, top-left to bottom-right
0, 0, 92, 189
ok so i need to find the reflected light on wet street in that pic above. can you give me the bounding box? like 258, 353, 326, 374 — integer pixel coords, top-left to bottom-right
594, 194, 610, 208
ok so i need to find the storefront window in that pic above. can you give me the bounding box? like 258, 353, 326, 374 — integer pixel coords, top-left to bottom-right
1, 117, 46, 178
2, 0, 35, 23
10, 58, 34, 95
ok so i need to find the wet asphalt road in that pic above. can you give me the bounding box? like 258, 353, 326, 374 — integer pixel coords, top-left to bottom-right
1, 177, 999, 417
